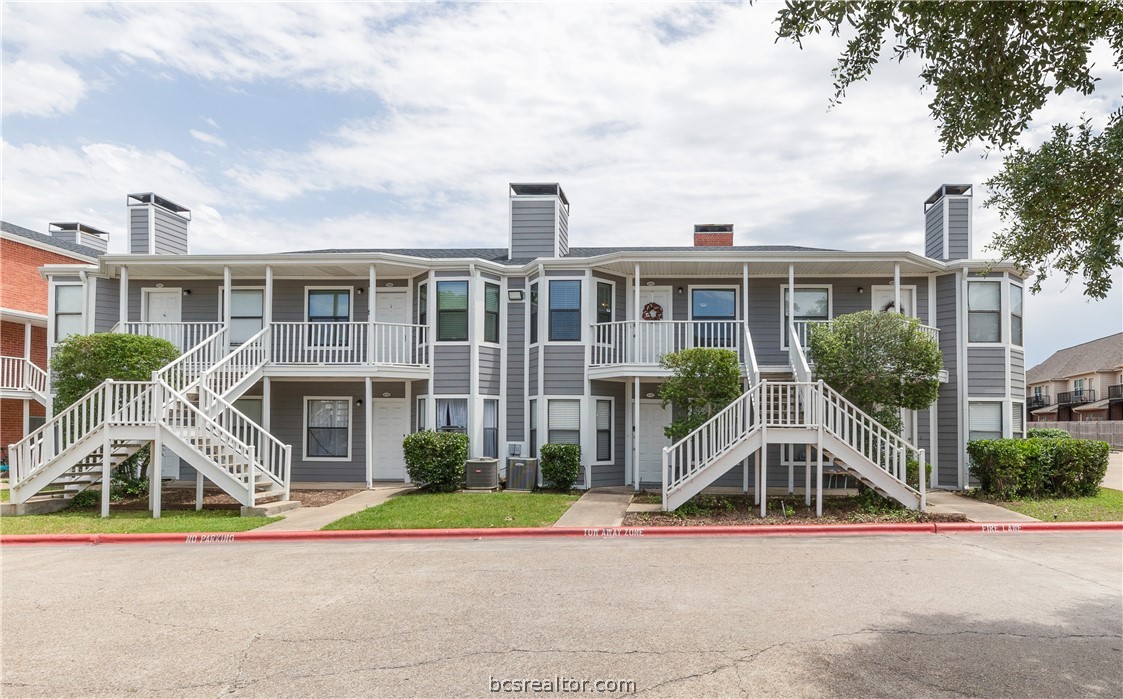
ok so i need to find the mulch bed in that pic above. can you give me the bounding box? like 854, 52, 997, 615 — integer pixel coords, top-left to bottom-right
76, 488, 363, 511
624, 493, 967, 527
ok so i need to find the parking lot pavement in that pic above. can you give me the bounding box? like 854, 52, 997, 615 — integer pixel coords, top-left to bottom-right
3, 533, 1121, 698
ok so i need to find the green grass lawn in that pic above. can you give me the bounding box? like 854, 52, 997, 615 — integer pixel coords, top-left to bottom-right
323, 491, 580, 530
995, 488, 1123, 522
0, 509, 279, 535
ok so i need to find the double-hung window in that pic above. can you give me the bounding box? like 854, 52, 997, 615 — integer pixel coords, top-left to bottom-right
417, 283, 427, 326
1010, 284, 1023, 346
529, 399, 538, 457
967, 282, 1001, 343
305, 398, 350, 459
307, 289, 350, 346
53, 285, 83, 342
595, 399, 612, 462
1012, 403, 1024, 439
436, 398, 468, 433
484, 283, 500, 343
437, 281, 468, 341
782, 287, 829, 348
548, 399, 581, 445
1074, 378, 1087, 400
968, 402, 1002, 441
226, 289, 264, 345
483, 399, 499, 458
692, 288, 737, 347
549, 280, 581, 341
596, 282, 613, 324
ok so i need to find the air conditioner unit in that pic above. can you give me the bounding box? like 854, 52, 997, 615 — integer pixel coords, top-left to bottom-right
506, 458, 538, 492
464, 458, 499, 490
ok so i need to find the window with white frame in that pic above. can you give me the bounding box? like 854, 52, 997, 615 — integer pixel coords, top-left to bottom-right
548, 399, 581, 445
484, 283, 500, 343
968, 402, 1003, 441
595, 399, 612, 462
1012, 402, 1024, 438
596, 282, 613, 324
437, 281, 468, 341
225, 288, 264, 345
483, 399, 499, 458
782, 286, 830, 348
967, 281, 1001, 343
54, 285, 84, 342
436, 398, 468, 433
530, 283, 539, 344
415, 396, 427, 431
1074, 378, 1087, 399
1010, 284, 1023, 346
417, 283, 427, 326
307, 289, 351, 346
305, 398, 350, 459
549, 280, 581, 341
529, 399, 538, 457
692, 288, 737, 347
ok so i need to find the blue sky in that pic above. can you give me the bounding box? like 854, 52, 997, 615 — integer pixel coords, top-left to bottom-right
2, 1, 1120, 366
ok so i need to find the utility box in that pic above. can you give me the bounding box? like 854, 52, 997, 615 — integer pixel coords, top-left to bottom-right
506, 458, 538, 492
464, 458, 499, 490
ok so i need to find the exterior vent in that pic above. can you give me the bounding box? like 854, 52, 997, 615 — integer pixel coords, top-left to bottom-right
505, 458, 538, 491
48, 222, 109, 254
694, 224, 734, 247
464, 458, 499, 490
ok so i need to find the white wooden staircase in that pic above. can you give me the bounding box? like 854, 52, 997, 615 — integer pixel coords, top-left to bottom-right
662, 323, 927, 514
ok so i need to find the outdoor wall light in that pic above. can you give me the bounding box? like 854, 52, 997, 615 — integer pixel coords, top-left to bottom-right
182, 289, 191, 296
508, 289, 525, 301
355, 399, 363, 407
857, 286, 864, 294
356, 287, 365, 295
677, 286, 684, 295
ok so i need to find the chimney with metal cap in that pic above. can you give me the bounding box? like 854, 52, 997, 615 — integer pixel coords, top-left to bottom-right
693, 224, 734, 247
508, 183, 569, 260
923, 184, 972, 261
49, 222, 110, 254
127, 193, 191, 255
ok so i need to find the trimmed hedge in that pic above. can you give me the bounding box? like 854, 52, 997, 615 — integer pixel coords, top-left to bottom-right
539, 443, 581, 491
402, 431, 469, 492
1026, 427, 1070, 439
967, 437, 1109, 499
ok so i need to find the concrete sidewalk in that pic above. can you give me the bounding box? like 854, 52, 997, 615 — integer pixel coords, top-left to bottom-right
926, 491, 1038, 523
553, 488, 633, 528
1102, 451, 1122, 491
256, 485, 413, 531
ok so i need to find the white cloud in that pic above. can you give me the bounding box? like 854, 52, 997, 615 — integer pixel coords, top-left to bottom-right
1, 59, 87, 117
189, 129, 226, 148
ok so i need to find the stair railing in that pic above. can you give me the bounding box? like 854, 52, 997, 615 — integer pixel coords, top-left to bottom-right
743, 323, 760, 386
154, 325, 229, 393
197, 384, 291, 499
200, 325, 271, 408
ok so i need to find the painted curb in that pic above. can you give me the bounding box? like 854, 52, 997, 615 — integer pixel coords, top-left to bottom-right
1, 521, 1119, 546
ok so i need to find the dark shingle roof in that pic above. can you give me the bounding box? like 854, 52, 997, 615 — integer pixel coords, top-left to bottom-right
1, 221, 101, 260
1026, 333, 1123, 383
286, 244, 831, 264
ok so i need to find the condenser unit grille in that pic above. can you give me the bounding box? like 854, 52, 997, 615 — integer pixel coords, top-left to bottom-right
506, 458, 538, 491
465, 458, 499, 490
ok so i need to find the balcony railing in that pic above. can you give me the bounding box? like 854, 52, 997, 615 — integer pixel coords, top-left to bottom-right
591, 320, 744, 366
114, 322, 225, 351
1057, 389, 1096, 405
1108, 384, 1123, 400
0, 356, 48, 397
792, 318, 940, 349
1026, 394, 1051, 410
270, 322, 428, 366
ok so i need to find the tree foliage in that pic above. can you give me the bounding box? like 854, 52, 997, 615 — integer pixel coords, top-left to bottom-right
773, 1, 1123, 298
50, 333, 180, 411
659, 348, 743, 442
807, 312, 941, 433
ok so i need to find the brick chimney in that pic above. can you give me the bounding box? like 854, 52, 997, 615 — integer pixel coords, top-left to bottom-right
694, 224, 733, 247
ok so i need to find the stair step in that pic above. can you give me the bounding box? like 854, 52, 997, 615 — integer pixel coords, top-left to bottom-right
241, 499, 300, 517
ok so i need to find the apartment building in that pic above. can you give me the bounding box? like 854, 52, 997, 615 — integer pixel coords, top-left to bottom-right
1027, 333, 1123, 422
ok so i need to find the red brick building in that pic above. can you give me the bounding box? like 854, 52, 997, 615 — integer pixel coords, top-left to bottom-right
1, 222, 102, 460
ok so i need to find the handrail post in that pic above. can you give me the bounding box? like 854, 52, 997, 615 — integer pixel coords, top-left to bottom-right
661, 446, 669, 510
918, 448, 927, 511
283, 444, 292, 500
247, 445, 257, 507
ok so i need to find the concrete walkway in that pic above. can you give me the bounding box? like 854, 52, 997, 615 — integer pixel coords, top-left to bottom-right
1102, 451, 1122, 491
256, 485, 413, 532
926, 491, 1038, 523
553, 488, 633, 528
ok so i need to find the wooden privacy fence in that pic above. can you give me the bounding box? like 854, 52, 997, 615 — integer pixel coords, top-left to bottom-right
1043, 422, 1123, 448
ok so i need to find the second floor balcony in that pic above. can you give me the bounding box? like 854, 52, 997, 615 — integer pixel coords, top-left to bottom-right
1027, 394, 1051, 410
1108, 384, 1123, 401
1057, 389, 1096, 405
591, 320, 748, 372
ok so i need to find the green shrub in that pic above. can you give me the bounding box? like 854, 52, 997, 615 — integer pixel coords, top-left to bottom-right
69, 489, 101, 509
51, 333, 179, 411
968, 437, 1109, 499
402, 431, 469, 492
905, 457, 934, 490
659, 348, 743, 441
1026, 427, 1070, 439
539, 443, 581, 491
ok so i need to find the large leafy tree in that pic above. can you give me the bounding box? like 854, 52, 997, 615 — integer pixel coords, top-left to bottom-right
807, 312, 941, 433
773, 1, 1123, 298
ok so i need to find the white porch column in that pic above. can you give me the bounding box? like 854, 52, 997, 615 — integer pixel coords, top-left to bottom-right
633, 263, 641, 364
894, 263, 901, 314
787, 263, 795, 345
469, 264, 480, 458
262, 376, 271, 431
365, 376, 373, 487
367, 264, 377, 365
101, 429, 112, 518
264, 265, 274, 325
151, 430, 163, 519
222, 266, 232, 328
118, 266, 129, 325
23, 320, 31, 359
633, 376, 641, 491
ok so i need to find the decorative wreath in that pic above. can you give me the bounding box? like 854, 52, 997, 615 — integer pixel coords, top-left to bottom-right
642, 302, 664, 321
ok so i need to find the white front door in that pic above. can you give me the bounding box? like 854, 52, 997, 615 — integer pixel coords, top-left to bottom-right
372, 398, 409, 480
635, 287, 673, 363
145, 290, 182, 322
871, 287, 916, 316
638, 400, 671, 484
374, 291, 410, 363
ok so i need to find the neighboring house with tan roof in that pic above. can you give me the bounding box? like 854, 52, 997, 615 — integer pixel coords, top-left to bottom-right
1026, 333, 1123, 422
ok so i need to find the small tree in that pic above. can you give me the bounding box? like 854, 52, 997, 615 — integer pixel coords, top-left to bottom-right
659, 348, 743, 442
539, 443, 581, 491
807, 311, 941, 433
51, 333, 180, 412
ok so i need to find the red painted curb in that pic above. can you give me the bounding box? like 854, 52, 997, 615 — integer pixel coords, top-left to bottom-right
2, 521, 1119, 546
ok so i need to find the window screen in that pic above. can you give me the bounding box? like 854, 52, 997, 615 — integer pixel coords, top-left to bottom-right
968, 282, 1001, 343
969, 402, 1002, 441
437, 281, 468, 341
549, 280, 581, 341
54, 285, 83, 341
548, 399, 581, 445
484, 283, 500, 343
306, 399, 350, 458
1011, 285, 1023, 346
595, 399, 612, 461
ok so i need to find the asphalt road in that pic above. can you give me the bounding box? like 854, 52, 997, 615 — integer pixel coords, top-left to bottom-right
2, 533, 1121, 698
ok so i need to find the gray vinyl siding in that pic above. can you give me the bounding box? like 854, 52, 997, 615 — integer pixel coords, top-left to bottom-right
528, 348, 539, 396
93, 277, 120, 332
272, 381, 365, 482
925, 203, 944, 259
557, 204, 569, 257
542, 345, 584, 395
946, 198, 970, 260
479, 345, 501, 396
1010, 349, 1025, 394
967, 347, 1006, 396
129, 208, 149, 254
433, 345, 470, 394
510, 200, 556, 260
917, 408, 931, 454
506, 279, 526, 440
935, 273, 959, 486
590, 380, 626, 487
271, 279, 368, 322
152, 206, 189, 255
128, 280, 220, 322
